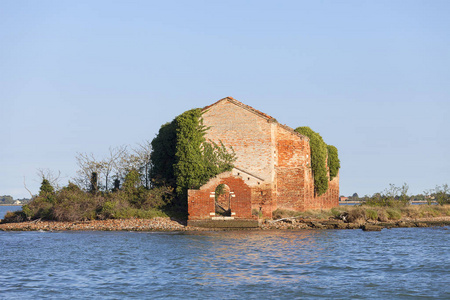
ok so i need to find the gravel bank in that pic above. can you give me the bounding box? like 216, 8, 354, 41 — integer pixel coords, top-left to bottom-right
1, 216, 449, 231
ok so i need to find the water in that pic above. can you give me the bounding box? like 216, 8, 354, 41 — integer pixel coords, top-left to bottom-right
1, 228, 448, 299
0, 205, 21, 219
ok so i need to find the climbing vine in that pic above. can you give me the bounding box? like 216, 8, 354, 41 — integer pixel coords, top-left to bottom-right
327, 145, 340, 180
294, 126, 339, 196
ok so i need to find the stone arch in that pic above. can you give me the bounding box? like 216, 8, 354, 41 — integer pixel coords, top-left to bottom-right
187, 171, 253, 220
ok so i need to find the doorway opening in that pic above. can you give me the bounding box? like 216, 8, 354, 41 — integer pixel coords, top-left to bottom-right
215, 184, 231, 216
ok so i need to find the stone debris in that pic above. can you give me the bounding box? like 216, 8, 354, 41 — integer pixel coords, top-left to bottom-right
1, 216, 449, 232
0, 218, 188, 232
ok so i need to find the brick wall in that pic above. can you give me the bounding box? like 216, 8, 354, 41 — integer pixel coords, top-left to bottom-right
202, 100, 275, 183
188, 172, 253, 220
275, 125, 311, 211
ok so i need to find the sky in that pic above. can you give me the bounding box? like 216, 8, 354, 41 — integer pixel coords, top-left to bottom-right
1, 0, 449, 199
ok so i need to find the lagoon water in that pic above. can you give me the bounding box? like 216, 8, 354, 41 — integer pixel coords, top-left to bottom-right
1, 222, 449, 299
0, 205, 21, 219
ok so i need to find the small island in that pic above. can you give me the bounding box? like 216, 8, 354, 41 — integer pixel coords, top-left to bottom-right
1, 97, 449, 231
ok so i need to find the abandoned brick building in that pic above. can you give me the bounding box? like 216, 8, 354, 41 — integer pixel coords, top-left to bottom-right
187, 97, 339, 220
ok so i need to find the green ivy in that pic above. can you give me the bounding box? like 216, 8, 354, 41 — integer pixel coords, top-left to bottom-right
151, 108, 236, 207
295, 126, 329, 196
327, 145, 340, 180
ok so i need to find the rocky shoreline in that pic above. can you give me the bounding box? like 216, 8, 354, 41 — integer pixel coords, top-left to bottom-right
1, 216, 449, 232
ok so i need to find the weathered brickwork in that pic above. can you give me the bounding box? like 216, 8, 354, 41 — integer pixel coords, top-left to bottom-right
188, 172, 253, 220
187, 97, 339, 220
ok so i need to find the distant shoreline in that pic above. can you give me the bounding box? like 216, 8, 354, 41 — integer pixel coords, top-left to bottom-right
0, 204, 23, 206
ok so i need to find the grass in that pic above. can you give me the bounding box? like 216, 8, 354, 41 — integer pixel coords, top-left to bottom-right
271, 204, 450, 222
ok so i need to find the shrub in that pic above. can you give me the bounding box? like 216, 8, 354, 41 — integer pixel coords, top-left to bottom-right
1, 211, 26, 223
386, 208, 402, 220
331, 207, 344, 218
272, 209, 297, 219
377, 210, 388, 222
366, 209, 378, 220
346, 207, 366, 223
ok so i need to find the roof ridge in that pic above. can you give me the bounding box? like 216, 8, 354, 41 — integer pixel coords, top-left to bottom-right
202, 97, 309, 141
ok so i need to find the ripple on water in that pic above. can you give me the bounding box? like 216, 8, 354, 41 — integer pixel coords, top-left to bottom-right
0, 228, 449, 299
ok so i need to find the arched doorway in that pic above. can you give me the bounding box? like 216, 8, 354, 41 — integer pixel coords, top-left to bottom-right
215, 184, 231, 216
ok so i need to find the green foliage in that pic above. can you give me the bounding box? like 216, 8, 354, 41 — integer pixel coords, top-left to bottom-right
386, 208, 402, 220
151, 108, 236, 210
39, 179, 54, 196
434, 184, 450, 205
2, 211, 27, 223
151, 121, 178, 185
366, 209, 378, 220
362, 183, 410, 207
6, 178, 174, 223
327, 145, 340, 180
295, 127, 329, 196
174, 108, 208, 198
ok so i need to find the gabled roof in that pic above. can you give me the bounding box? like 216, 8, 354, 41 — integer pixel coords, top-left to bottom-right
203, 97, 275, 121
203, 97, 309, 141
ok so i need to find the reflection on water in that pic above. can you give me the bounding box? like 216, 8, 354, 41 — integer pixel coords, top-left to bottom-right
189, 230, 322, 285
1, 228, 449, 299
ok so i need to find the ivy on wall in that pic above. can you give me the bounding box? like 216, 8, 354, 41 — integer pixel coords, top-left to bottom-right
327, 145, 340, 180
151, 108, 236, 207
295, 126, 329, 196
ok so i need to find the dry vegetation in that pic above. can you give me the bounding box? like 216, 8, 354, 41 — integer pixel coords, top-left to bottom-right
272, 204, 450, 224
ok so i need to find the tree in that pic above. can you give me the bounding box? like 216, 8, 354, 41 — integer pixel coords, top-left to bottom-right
90, 172, 98, 194
434, 184, 449, 205
37, 168, 62, 190
39, 179, 54, 196
133, 140, 153, 189
151, 108, 236, 207
151, 121, 178, 186
74, 152, 105, 191
103, 146, 127, 192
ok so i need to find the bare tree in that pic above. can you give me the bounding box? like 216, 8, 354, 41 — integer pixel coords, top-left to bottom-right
74, 152, 105, 191
133, 140, 152, 189
36, 168, 62, 190
103, 145, 127, 191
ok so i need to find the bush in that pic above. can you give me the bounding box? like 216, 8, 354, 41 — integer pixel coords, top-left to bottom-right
366, 209, 378, 220
1, 211, 26, 223
331, 207, 345, 218
346, 207, 366, 223
386, 208, 402, 220
377, 210, 388, 222
272, 209, 297, 219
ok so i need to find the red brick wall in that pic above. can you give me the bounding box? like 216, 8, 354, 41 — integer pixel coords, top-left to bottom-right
202, 100, 275, 182
188, 172, 253, 220
275, 125, 310, 211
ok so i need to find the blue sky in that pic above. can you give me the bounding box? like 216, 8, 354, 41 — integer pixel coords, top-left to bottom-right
1, 0, 449, 198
